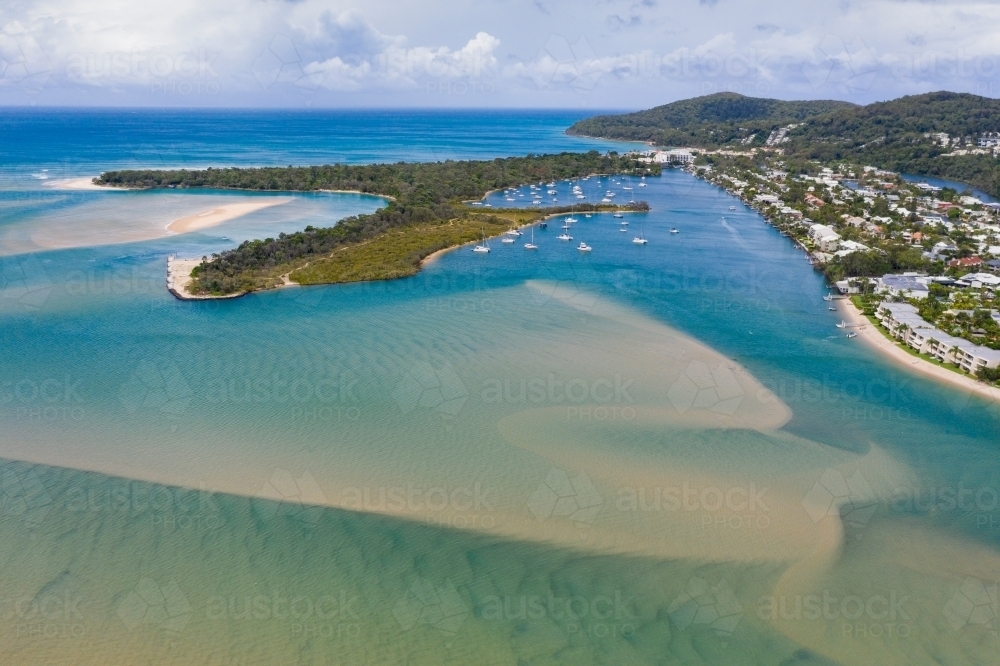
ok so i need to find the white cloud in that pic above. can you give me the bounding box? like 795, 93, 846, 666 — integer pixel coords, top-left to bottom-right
2, 0, 1000, 105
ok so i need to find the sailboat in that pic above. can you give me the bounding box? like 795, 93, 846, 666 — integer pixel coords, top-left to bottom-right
633, 218, 647, 245
473, 228, 490, 253
613, 212, 624, 219
524, 226, 537, 250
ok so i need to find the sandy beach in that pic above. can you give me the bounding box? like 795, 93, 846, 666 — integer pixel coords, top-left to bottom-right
838, 298, 1000, 403
167, 198, 292, 233
166, 256, 244, 300
47, 177, 126, 191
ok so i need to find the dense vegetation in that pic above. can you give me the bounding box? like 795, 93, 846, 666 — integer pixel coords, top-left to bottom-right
570, 91, 1000, 197
97, 152, 655, 295
190, 202, 646, 294
566, 92, 855, 146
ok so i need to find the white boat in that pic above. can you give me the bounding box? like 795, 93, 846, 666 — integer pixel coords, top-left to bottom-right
823, 294, 834, 301
576, 194, 586, 199
847, 331, 857, 338
729, 206, 736, 210
505, 229, 522, 236
584, 214, 591, 218
577, 242, 592, 252
639, 182, 646, 187
601, 198, 612, 203
623, 186, 633, 190
670, 228, 679, 234
473, 228, 490, 253
565, 217, 578, 223
505, 197, 515, 202
548, 189, 557, 195
501, 236, 515, 244
633, 218, 647, 244
619, 227, 627, 232
547, 182, 556, 187
613, 212, 623, 219
525, 226, 537, 250
836, 320, 847, 329
532, 200, 541, 205
557, 232, 573, 241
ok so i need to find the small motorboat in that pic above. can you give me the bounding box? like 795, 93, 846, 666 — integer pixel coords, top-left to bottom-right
613, 212, 624, 219
557, 233, 573, 241
847, 332, 857, 338
577, 242, 592, 252
670, 228, 679, 234
501, 236, 515, 244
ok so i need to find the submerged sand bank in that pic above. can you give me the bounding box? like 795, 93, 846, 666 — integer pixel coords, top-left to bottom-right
838, 299, 1000, 404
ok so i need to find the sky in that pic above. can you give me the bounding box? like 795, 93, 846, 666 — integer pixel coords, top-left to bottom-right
2, 0, 1000, 108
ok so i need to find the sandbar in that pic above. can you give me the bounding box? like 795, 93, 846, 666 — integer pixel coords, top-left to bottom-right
46, 177, 125, 191
167, 198, 293, 233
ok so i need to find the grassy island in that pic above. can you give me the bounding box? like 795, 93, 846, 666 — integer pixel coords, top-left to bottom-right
97, 152, 655, 296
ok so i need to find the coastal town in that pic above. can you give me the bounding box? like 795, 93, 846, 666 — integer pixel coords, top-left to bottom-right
636, 144, 1000, 387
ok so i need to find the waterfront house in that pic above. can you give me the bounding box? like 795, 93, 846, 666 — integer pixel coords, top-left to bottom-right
808, 223, 840, 252
878, 274, 929, 299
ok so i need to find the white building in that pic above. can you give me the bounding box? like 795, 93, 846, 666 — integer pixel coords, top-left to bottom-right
654, 149, 694, 164
877, 274, 929, 299
808, 223, 840, 252
876, 302, 1000, 373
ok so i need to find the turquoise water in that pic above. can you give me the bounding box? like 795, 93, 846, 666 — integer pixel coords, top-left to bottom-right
1, 110, 999, 665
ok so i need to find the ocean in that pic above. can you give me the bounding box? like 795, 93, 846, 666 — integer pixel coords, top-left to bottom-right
0, 108, 998, 665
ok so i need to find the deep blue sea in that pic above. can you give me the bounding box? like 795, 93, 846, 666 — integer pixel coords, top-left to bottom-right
0, 108, 998, 665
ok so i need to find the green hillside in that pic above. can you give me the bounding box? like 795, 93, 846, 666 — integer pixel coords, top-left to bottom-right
566, 92, 855, 146
571, 91, 1000, 196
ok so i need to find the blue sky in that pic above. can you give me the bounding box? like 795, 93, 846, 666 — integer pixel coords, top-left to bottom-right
2, 0, 999, 108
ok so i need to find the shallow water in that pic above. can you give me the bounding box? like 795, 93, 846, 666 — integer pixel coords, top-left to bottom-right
1, 110, 999, 665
